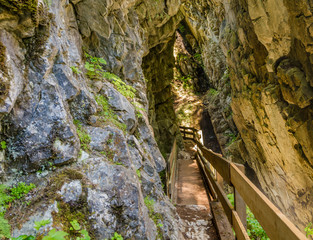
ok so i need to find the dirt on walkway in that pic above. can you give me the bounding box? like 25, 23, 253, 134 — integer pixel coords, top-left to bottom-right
176, 142, 219, 240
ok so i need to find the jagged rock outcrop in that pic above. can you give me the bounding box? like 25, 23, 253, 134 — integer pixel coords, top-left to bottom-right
182, 0, 313, 233
0, 0, 184, 238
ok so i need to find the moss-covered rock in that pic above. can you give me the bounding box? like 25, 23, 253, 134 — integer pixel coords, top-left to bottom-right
0, 0, 38, 22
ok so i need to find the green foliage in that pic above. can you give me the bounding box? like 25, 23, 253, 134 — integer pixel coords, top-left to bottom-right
15, 219, 90, 240
74, 120, 91, 151
144, 197, 163, 238
70, 220, 91, 240
42, 229, 68, 240
133, 102, 145, 119
193, 53, 203, 65
70, 220, 81, 231
246, 208, 269, 240
227, 193, 234, 206
71, 66, 82, 75
144, 196, 155, 213
95, 95, 127, 133
180, 75, 193, 90
208, 88, 219, 97
34, 219, 51, 230
111, 232, 123, 240
136, 169, 142, 183
0, 215, 10, 239
305, 222, 313, 237
178, 24, 185, 33
0, 182, 36, 238
10, 182, 36, 200
0, 185, 12, 213
227, 194, 269, 240
0, 141, 6, 150
12, 235, 35, 240
84, 53, 136, 100
136, 169, 141, 179
0, 182, 36, 214
225, 132, 237, 146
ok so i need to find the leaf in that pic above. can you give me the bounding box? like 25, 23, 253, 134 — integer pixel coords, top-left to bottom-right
70, 220, 81, 231
98, 58, 107, 64
0, 141, 6, 150
78, 229, 91, 240
34, 219, 51, 230
12, 235, 35, 240
42, 229, 68, 240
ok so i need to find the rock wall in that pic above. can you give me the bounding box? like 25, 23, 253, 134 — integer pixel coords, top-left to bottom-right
0, 0, 184, 238
181, 1, 237, 154
143, 39, 182, 155
183, 0, 313, 232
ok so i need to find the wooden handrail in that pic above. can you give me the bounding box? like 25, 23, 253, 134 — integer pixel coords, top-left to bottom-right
180, 126, 307, 240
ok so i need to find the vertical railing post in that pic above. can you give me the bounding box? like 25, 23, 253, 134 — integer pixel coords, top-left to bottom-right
234, 164, 247, 231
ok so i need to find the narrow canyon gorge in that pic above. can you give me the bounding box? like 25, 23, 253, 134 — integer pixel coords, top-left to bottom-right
0, 0, 312, 239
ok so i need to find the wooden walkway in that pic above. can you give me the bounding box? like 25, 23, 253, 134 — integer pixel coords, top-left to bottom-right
176, 143, 218, 240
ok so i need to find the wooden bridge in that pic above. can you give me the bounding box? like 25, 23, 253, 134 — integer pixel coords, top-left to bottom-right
166, 126, 307, 240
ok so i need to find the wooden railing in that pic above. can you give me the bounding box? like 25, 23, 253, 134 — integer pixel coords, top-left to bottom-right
166, 138, 177, 202
179, 126, 307, 240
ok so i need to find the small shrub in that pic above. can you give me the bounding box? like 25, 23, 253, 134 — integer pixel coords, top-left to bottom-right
0, 182, 36, 213
10, 182, 36, 200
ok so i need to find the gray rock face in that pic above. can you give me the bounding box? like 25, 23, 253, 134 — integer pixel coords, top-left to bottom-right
0, 0, 183, 238
58, 180, 83, 203
101, 82, 137, 133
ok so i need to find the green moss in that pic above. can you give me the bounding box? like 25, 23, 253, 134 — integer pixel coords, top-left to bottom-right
0, 0, 38, 23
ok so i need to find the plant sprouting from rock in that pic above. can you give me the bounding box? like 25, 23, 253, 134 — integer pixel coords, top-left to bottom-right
74, 120, 91, 151
305, 222, 313, 238
95, 95, 127, 133
0, 141, 6, 150
84, 53, 136, 99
